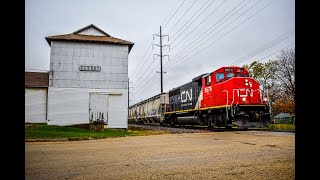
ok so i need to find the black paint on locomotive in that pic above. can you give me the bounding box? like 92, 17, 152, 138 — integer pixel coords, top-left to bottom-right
168, 76, 203, 112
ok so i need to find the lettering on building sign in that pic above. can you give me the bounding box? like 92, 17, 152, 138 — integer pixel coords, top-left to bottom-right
79, 65, 101, 72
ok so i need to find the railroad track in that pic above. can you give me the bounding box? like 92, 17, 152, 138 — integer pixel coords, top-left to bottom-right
128, 123, 260, 133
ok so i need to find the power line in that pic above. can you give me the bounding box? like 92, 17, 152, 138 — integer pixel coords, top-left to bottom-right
166, 0, 260, 67
167, 0, 272, 72
162, 0, 252, 63
167, 0, 226, 51
166, 0, 199, 34
132, 55, 159, 85
167, 0, 216, 44
133, 0, 232, 92
255, 42, 295, 64
131, 77, 160, 101
133, 0, 228, 92
231, 29, 295, 66
162, 0, 187, 29
133, 0, 253, 94
132, 0, 272, 100
131, 74, 160, 99
130, 43, 153, 80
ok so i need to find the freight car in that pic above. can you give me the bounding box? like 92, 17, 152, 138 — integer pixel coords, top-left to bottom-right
129, 66, 271, 129
128, 93, 169, 124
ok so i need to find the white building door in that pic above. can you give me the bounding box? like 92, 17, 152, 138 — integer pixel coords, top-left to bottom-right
89, 92, 109, 125
25, 88, 47, 123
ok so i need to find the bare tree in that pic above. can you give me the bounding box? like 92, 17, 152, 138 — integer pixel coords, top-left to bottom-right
274, 48, 295, 103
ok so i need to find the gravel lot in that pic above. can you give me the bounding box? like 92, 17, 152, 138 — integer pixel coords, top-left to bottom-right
25, 131, 295, 180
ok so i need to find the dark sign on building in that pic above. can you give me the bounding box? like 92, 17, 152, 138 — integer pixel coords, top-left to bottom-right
79, 65, 101, 72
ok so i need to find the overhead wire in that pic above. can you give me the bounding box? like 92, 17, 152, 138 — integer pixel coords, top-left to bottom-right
231, 29, 295, 66
166, 0, 200, 34
166, 0, 272, 72
162, 0, 187, 29
130, 43, 153, 80
165, 0, 250, 56
133, 0, 261, 98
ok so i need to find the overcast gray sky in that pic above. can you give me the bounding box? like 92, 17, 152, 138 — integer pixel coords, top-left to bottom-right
25, 0, 295, 106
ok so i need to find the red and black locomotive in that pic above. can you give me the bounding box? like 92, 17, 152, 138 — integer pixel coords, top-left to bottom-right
163, 66, 271, 129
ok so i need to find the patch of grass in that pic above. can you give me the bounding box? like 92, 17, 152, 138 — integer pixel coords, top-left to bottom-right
269, 123, 295, 131
25, 124, 167, 140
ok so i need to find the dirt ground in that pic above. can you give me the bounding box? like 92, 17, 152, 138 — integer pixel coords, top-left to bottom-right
25, 131, 295, 180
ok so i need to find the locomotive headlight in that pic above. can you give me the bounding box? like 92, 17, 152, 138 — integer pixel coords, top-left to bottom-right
245, 83, 248, 86
242, 97, 246, 101
245, 79, 248, 82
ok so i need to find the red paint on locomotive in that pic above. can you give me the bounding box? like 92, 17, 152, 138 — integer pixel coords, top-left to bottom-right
201, 66, 266, 108
163, 65, 271, 128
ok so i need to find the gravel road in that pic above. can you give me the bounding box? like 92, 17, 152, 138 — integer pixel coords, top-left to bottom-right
25, 131, 295, 180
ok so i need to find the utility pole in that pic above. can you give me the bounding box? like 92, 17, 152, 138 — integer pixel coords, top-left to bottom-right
153, 26, 169, 94
160, 26, 163, 94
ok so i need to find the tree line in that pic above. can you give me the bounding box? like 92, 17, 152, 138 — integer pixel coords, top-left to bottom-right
242, 47, 295, 116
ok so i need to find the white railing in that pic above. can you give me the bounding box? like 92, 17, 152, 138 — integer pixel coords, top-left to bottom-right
222, 90, 229, 120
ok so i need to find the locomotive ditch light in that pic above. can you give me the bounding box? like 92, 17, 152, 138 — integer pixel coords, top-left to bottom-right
242, 97, 246, 102
245, 79, 248, 82
245, 83, 248, 86
264, 97, 268, 101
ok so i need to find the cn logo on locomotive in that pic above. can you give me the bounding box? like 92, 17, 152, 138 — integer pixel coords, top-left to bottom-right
181, 89, 192, 103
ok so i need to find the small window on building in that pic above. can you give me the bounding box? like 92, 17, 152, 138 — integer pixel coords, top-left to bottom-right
226, 73, 235, 79
216, 73, 224, 82
205, 75, 211, 86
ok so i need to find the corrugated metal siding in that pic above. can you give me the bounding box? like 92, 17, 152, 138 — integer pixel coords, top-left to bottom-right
25, 88, 47, 123
50, 41, 128, 89
48, 87, 127, 128
77, 27, 106, 36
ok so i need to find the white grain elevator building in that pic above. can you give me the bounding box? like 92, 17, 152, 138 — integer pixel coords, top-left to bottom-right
45, 24, 134, 128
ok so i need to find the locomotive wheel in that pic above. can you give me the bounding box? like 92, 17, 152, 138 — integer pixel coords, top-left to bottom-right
170, 117, 176, 127
207, 115, 213, 128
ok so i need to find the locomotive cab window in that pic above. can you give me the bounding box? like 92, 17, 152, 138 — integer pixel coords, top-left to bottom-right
216, 73, 224, 82
226, 72, 235, 79
205, 75, 211, 85
236, 73, 242, 77
244, 74, 249, 77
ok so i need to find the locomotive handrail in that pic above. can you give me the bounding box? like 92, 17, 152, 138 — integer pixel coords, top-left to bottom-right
222, 90, 229, 120
231, 89, 241, 117
252, 89, 263, 102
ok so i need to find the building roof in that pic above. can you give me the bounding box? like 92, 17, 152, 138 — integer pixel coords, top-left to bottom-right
72, 24, 111, 36
45, 24, 134, 53
25, 72, 49, 87
274, 113, 291, 118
